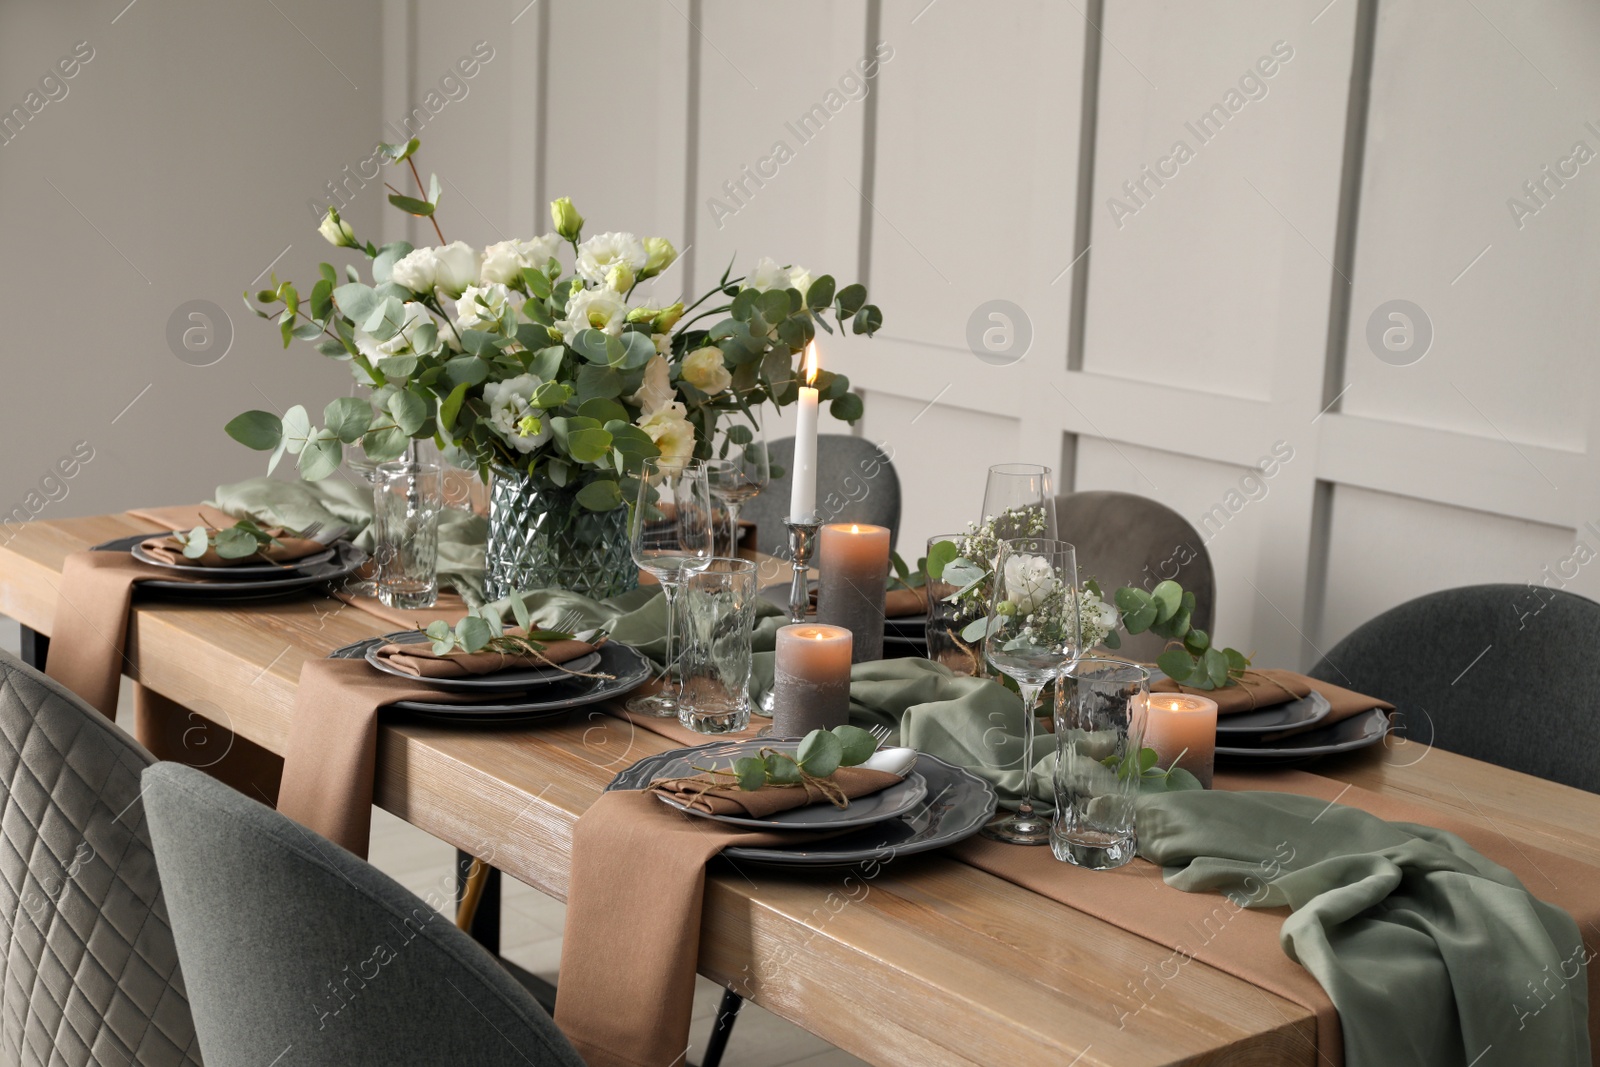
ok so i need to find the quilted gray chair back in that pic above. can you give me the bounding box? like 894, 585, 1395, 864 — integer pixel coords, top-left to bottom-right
744, 434, 902, 554
1310, 584, 1600, 793
1054, 491, 1215, 664
142, 762, 585, 1067
0, 650, 200, 1065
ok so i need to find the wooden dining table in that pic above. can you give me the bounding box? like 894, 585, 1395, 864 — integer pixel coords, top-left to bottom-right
7, 511, 1600, 1067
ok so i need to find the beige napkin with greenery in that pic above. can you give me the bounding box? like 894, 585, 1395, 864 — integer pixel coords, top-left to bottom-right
373, 633, 601, 679
649, 764, 902, 818
1153, 667, 1393, 731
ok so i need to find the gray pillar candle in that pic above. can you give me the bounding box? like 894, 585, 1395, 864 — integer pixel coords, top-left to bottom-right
771, 624, 852, 737
814, 523, 889, 663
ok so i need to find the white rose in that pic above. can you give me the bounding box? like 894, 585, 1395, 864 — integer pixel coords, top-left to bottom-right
454, 283, 514, 333
628, 354, 676, 417
575, 231, 648, 286
481, 235, 562, 285
431, 241, 481, 298
389, 248, 438, 294
484, 374, 552, 454
1003, 553, 1059, 615
680, 346, 732, 395
558, 285, 628, 342
745, 256, 802, 292
637, 404, 697, 467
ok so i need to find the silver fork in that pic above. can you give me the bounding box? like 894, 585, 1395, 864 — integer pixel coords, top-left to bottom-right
869, 724, 893, 749
298, 521, 351, 545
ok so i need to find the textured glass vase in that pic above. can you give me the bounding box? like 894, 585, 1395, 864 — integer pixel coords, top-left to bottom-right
484, 472, 638, 601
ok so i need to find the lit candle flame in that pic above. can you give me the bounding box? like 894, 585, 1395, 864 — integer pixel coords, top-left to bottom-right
802, 341, 819, 387
850, 524, 860, 534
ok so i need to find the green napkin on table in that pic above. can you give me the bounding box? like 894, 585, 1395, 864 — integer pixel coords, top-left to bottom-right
1137, 789, 1591, 1067
209, 476, 489, 608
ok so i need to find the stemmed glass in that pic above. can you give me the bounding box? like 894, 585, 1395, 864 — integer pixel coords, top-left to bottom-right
626, 458, 715, 718
982, 537, 1081, 845
981, 463, 1057, 541
704, 407, 771, 556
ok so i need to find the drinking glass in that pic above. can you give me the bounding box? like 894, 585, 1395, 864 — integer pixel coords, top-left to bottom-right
982, 537, 1081, 845
679, 558, 758, 734
373, 461, 443, 610
1053, 658, 1150, 870
704, 409, 771, 556
923, 532, 985, 676
627, 459, 715, 717
980, 463, 1057, 541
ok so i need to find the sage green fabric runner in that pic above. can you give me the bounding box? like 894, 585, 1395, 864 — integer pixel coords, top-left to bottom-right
208, 476, 489, 607
1137, 789, 1592, 1067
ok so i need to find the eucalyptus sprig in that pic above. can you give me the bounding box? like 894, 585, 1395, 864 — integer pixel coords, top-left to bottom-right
687, 725, 881, 809
171, 518, 284, 561
887, 550, 927, 593
1112, 579, 1250, 691
413, 595, 611, 675
1104, 746, 1204, 793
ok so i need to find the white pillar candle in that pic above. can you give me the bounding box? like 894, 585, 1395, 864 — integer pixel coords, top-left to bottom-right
772, 623, 852, 736
1144, 693, 1218, 788
788, 341, 820, 522
816, 523, 890, 663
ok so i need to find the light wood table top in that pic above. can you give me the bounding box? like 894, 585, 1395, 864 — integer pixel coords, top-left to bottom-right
6, 512, 1599, 1066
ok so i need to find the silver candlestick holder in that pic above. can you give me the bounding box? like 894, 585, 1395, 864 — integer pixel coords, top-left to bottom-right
782, 516, 822, 623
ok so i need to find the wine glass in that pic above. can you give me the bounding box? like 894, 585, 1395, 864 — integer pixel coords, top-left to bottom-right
982, 537, 1081, 845
981, 463, 1057, 541
626, 458, 715, 717
704, 408, 771, 555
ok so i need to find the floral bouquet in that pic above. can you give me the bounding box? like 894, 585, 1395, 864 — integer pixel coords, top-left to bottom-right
225, 138, 881, 517
926, 507, 1250, 689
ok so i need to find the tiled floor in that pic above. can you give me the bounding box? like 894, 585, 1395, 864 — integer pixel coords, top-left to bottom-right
0, 619, 865, 1066
369, 807, 868, 1067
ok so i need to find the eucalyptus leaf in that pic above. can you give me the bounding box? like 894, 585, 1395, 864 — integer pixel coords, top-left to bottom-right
225, 410, 283, 451
796, 730, 843, 778
832, 724, 877, 766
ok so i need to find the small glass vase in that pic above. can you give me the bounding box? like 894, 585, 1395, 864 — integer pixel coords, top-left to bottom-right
483, 471, 639, 601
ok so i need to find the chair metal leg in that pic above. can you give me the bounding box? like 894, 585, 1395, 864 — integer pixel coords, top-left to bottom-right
700, 987, 744, 1067
19, 626, 48, 671
455, 848, 500, 954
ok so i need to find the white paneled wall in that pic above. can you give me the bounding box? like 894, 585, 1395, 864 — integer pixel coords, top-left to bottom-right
386, 0, 1600, 667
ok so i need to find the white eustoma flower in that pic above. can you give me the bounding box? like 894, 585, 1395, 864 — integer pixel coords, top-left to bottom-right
637, 404, 696, 467
575, 231, 647, 286
558, 285, 628, 342
454, 283, 514, 333
1003, 553, 1059, 615
680, 346, 732, 395
628, 354, 676, 417
431, 241, 481, 298
484, 374, 553, 454
480, 235, 562, 285
786, 265, 813, 300
744, 256, 791, 292
389, 248, 438, 294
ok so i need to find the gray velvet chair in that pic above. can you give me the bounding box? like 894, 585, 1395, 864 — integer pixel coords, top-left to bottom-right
0, 649, 201, 1066
1054, 491, 1215, 663
743, 434, 901, 554
142, 761, 585, 1067
1309, 584, 1600, 793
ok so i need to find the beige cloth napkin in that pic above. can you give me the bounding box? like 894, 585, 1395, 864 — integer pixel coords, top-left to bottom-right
556, 790, 839, 1067
43, 551, 201, 717
373, 633, 600, 679
884, 585, 930, 618
276, 659, 483, 857
136, 531, 324, 568
649, 765, 903, 818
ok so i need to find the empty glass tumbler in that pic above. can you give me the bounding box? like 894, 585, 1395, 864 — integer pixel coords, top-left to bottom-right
679, 558, 759, 734
373, 461, 443, 610
1052, 658, 1150, 870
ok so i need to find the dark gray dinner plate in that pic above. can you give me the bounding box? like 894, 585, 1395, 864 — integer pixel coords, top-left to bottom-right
1215, 707, 1390, 762
609, 744, 996, 868
1213, 691, 1332, 736
94, 534, 367, 598
364, 629, 605, 692
130, 539, 337, 576
329, 634, 651, 722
